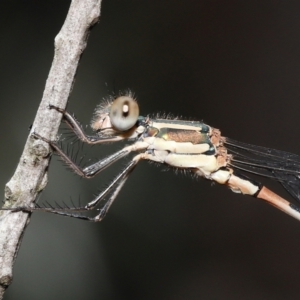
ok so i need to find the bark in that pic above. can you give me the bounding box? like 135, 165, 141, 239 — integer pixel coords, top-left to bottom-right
0, 0, 102, 297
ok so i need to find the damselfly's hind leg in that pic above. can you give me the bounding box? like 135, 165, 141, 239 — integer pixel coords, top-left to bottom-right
2, 156, 140, 222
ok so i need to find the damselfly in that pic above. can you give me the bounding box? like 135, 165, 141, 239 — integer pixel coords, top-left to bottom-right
3, 93, 300, 222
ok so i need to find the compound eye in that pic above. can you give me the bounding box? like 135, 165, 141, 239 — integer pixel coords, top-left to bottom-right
109, 96, 139, 131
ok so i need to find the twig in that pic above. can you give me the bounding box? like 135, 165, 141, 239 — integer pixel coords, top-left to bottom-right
0, 0, 102, 297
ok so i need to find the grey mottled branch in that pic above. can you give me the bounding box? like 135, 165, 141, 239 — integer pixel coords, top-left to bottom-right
0, 0, 102, 297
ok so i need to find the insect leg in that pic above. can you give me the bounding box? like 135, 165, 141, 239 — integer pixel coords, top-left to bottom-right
86, 156, 140, 221
2, 155, 141, 221
32, 131, 129, 178
90, 151, 168, 220
49, 105, 122, 144
32, 132, 148, 178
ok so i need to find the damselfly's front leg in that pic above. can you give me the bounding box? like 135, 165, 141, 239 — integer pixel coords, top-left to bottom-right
49, 105, 123, 144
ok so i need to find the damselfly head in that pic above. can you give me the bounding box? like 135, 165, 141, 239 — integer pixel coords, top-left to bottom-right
91, 94, 139, 134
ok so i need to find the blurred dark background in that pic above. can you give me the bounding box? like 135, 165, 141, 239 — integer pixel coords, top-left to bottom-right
2, 1, 300, 299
